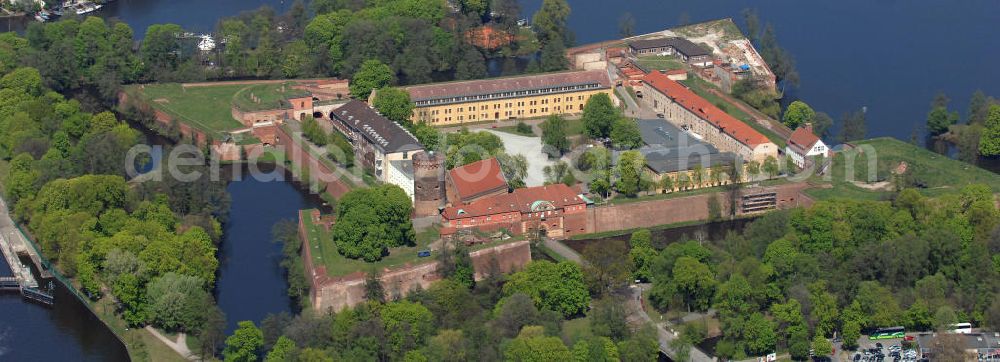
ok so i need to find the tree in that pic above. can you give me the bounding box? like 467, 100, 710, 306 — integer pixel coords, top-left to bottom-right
762, 156, 779, 178
532, 0, 572, 47
811, 335, 832, 357
364, 268, 385, 303
540, 115, 570, 155
349, 59, 393, 99
615, 150, 646, 197
590, 297, 630, 342
381, 301, 434, 355
539, 36, 569, 72
671, 257, 716, 312
812, 112, 834, 139
630, 230, 657, 282
504, 326, 572, 362
496, 152, 528, 189
265, 336, 296, 362
503, 261, 590, 317
707, 194, 722, 221
968, 90, 992, 125
224, 321, 263, 362
582, 93, 618, 139
493, 293, 541, 338
838, 109, 867, 143
372, 87, 414, 127
610, 117, 642, 149
330, 185, 415, 261
787, 326, 810, 361
782, 101, 815, 129
978, 105, 1000, 156
582, 239, 631, 297
618, 12, 636, 38
841, 321, 861, 350
926, 92, 959, 135
426, 329, 470, 362
146, 273, 212, 332
744, 313, 777, 356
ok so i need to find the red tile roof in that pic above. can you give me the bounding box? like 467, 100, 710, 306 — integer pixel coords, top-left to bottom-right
442, 183, 584, 219
642, 71, 770, 148
449, 158, 508, 201
787, 125, 821, 154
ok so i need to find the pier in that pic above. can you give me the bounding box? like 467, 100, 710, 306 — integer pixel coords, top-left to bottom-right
0, 197, 54, 305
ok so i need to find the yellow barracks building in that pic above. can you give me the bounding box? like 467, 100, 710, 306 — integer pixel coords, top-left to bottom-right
403, 70, 614, 126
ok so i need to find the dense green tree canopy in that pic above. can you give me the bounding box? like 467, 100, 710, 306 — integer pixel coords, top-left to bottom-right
372, 87, 415, 127
782, 100, 815, 129
503, 261, 590, 317
582, 93, 618, 139
331, 185, 415, 261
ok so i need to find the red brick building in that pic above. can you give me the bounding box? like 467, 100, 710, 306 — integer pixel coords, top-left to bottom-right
440, 184, 589, 239
446, 157, 509, 206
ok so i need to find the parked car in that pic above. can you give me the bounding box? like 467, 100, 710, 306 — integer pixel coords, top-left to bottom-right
656, 113, 665, 118
417, 250, 431, 257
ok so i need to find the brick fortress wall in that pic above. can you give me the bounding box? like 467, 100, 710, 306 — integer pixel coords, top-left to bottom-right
299, 210, 531, 312
274, 126, 352, 198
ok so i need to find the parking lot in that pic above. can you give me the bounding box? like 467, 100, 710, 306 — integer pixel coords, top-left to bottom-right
852, 339, 920, 362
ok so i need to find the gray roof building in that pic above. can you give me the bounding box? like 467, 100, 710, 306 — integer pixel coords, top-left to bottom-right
331, 100, 423, 154
628, 37, 711, 58
618, 120, 738, 174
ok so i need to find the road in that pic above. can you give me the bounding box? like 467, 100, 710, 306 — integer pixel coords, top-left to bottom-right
630, 284, 715, 362
541, 237, 713, 361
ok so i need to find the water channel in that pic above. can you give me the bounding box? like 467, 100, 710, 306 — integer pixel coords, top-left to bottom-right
2, 0, 999, 359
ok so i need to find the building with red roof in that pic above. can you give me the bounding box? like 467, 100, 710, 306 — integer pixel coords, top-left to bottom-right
440, 183, 589, 239
446, 157, 509, 205
639, 70, 777, 162
785, 124, 828, 168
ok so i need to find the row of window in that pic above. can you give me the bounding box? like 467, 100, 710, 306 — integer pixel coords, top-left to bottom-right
414, 84, 603, 106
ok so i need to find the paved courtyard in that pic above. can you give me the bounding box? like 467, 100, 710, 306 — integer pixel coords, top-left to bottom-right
483, 129, 555, 187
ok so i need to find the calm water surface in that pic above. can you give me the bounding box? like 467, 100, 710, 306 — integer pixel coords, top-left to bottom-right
2, 0, 1000, 359
215, 166, 323, 334
524, 0, 1000, 141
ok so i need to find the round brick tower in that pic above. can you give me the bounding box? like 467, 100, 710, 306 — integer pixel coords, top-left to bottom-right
412, 151, 445, 217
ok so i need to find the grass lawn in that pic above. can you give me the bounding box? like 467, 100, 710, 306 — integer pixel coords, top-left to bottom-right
680, 76, 787, 148
636, 55, 685, 71
495, 125, 536, 137
806, 137, 1000, 200
564, 118, 587, 137
301, 209, 441, 277
232, 82, 310, 112
128, 83, 247, 136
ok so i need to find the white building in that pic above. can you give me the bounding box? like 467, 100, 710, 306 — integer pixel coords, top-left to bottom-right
785, 125, 828, 168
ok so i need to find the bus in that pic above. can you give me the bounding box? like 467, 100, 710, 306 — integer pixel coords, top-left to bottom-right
869, 326, 905, 340
949, 322, 973, 334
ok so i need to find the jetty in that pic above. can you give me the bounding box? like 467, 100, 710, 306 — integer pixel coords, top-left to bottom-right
0, 196, 54, 305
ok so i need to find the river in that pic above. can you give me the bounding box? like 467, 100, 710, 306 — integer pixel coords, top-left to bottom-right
215, 165, 324, 334
0, 256, 129, 361
523, 0, 1000, 141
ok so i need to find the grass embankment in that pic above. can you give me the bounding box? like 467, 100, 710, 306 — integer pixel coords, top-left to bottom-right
807, 137, 1000, 200
636, 55, 685, 72
680, 76, 787, 148
128, 83, 247, 136
87, 281, 190, 361
232, 82, 310, 112
300, 209, 441, 277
